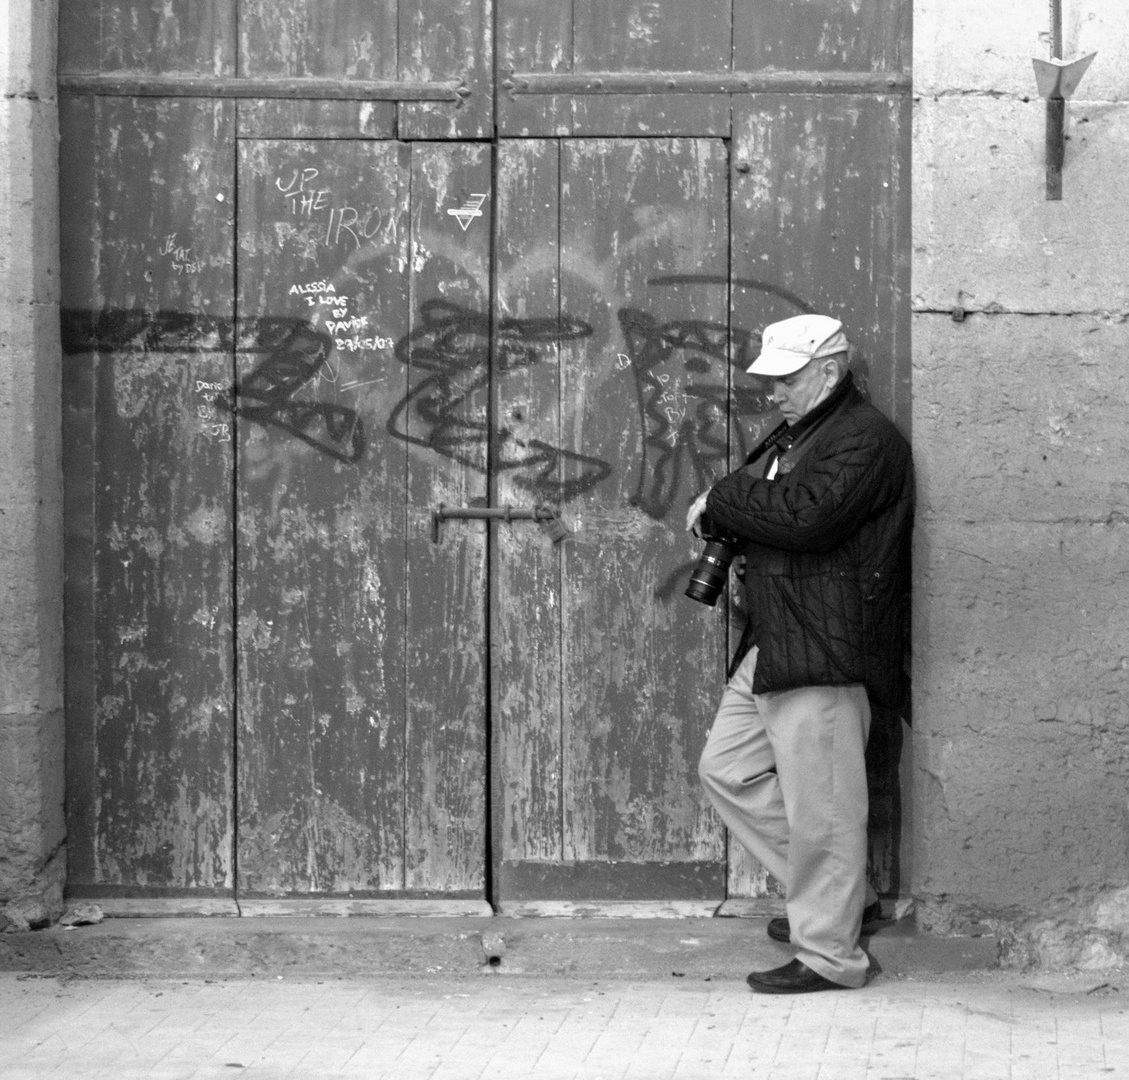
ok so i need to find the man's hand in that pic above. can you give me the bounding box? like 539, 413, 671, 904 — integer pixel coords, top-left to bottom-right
686, 490, 711, 535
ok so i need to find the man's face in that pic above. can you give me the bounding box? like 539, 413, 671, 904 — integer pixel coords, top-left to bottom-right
770, 357, 840, 425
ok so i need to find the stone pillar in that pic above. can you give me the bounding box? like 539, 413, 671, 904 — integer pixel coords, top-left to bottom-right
913, 2, 1129, 966
0, 0, 65, 930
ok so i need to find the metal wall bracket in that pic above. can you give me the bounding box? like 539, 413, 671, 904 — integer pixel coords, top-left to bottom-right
1032, 53, 1095, 201
1033, 0, 1096, 200
431, 503, 570, 544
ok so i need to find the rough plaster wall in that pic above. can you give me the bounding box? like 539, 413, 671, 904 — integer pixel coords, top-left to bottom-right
0, 0, 65, 929
913, 1, 1129, 967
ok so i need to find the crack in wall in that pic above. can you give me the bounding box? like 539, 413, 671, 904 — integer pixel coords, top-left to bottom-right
914, 307, 1129, 319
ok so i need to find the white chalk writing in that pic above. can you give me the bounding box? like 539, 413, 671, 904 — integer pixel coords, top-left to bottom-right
194, 378, 232, 443
160, 233, 204, 275
326, 206, 384, 248
335, 336, 394, 353
274, 167, 386, 250
291, 284, 392, 357
276, 168, 331, 217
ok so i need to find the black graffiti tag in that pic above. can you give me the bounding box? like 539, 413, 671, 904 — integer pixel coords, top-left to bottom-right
617, 308, 773, 523
60, 309, 367, 464
232, 319, 365, 465
386, 299, 611, 504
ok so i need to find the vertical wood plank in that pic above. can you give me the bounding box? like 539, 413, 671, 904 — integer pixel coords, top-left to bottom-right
398, 0, 493, 138
235, 139, 412, 895
728, 94, 911, 897
59, 95, 100, 887
400, 143, 493, 892
492, 141, 565, 877
732, 95, 911, 432
62, 98, 237, 893
57, 0, 236, 74
557, 138, 730, 886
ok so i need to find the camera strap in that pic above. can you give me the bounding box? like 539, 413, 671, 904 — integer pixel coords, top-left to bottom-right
743, 372, 857, 474
742, 420, 792, 470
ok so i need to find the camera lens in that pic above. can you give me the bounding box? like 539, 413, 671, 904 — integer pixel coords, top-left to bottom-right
685, 539, 735, 606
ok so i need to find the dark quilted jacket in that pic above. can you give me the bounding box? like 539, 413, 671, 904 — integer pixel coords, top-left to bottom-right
703, 374, 914, 709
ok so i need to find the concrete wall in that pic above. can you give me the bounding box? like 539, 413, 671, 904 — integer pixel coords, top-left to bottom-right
0, 0, 65, 931
913, 1, 1129, 966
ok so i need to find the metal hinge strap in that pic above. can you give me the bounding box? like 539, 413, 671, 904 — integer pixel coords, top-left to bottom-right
57, 73, 469, 104
504, 69, 911, 97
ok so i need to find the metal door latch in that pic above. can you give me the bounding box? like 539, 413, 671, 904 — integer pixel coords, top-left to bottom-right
431, 503, 570, 544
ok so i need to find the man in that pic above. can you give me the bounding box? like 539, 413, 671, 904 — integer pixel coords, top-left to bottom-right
688, 313, 913, 993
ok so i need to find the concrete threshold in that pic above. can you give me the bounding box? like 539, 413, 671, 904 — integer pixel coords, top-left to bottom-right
0, 910, 999, 981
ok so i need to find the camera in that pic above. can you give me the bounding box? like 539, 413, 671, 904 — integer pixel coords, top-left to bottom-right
685, 527, 742, 607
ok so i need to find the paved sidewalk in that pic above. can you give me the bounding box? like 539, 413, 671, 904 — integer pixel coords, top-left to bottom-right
2, 969, 1126, 1080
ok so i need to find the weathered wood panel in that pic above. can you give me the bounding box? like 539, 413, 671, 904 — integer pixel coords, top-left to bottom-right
492, 141, 565, 882
61, 98, 237, 893
236, 0, 396, 140
570, 95, 730, 140
570, 0, 731, 136
240, 0, 398, 78
234, 139, 413, 895
573, 0, 729, 70
58, 1, 236, 75
727, 93, 911, 896
499, 0, 732, 137
399, 144, 493, 892
235, 101, 395, 141
398, 0, 493, 138
735, 0, 910, 74
546, 138, 731, 898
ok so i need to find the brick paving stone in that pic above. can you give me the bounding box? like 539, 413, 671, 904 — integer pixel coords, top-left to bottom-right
3, 972, 1129, 1080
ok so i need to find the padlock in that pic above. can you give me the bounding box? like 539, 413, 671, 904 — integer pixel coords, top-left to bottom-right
537, 509, 570, 543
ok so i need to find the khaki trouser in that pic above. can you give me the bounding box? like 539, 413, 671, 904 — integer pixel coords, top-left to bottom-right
698, 647, 873, 988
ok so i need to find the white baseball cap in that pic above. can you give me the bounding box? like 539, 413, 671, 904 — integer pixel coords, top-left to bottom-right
747, 314, 849, 377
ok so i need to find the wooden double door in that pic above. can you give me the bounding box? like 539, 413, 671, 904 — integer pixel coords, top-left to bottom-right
60, 0, 910, 909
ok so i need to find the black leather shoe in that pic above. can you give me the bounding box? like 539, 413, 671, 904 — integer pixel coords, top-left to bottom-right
766, 900, 884, 943
746, 958, 850, 994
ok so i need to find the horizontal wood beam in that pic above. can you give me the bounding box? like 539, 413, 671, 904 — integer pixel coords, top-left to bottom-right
504, 69, 911, 96
57, 73, 469, 103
